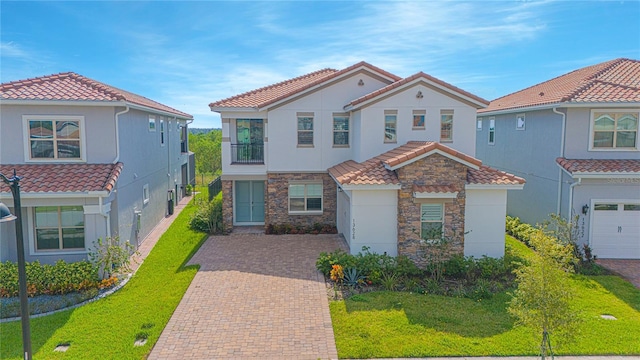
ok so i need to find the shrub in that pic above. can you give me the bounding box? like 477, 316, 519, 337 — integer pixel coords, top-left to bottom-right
266, 223, 337, 235
190, 192, 223, 234
89, 236, 136, 279
0, 260, 100, 298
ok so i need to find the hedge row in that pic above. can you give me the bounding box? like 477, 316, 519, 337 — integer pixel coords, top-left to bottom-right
0, 260, 100, 298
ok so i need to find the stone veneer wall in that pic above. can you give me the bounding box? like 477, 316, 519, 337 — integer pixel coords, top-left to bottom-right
397, 154, 467, 266
265, 172, 337, 229
221, 180, 233, 234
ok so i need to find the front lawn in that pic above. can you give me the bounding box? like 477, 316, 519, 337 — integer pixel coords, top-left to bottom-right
0, 199, 208, 359
330, 237, 640, 358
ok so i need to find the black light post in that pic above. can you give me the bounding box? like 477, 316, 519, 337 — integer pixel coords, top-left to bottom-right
0, 170, 32, 360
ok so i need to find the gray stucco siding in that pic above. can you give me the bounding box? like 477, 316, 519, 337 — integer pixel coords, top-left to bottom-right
565, 107, 640, 159
476, 109, 564, 225
0, 104, 117, 164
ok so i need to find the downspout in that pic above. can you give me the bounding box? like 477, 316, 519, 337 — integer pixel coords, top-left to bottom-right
568, 178, 581, 217
553, 107, 566, 215
113, 106, 130, 164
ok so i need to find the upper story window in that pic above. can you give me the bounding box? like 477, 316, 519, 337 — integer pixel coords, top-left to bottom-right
488, 118, 496, 145
34, 206, 85, 252
149, 115, 156, 132
384, 110, 397, 143
289, 183, 323, 214
516, 114, 526, 130
477, 118, 482, 131
591, 111, 638, 150
297, 113, 314, 147
440, 110, 453, 142
24, 115, 84, 161
413, 110, 426, 130
333, 113, 349, 147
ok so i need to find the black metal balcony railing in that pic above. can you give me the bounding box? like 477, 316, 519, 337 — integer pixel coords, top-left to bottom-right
181, 140, 188, 153
231, 143, 264, 164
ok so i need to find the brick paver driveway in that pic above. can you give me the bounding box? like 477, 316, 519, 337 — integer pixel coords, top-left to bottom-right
597, 259, 640, 289
149, 233, 346, 360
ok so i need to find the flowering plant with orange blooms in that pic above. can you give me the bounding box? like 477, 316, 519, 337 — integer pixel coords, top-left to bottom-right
330, 264, 344, 283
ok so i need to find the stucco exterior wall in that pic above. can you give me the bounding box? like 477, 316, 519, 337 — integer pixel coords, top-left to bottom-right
355, 83, 478, 163
564, 107, 640, 159
464, 189, 507, 258
0, 104, 117, 164
350, 189, 398, 256
476, 109, 563, 225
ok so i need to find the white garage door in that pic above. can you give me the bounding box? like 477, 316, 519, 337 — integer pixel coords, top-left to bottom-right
591, 202, 640, 259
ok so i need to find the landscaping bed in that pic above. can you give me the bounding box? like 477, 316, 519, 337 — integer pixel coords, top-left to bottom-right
324, 236, 640, 358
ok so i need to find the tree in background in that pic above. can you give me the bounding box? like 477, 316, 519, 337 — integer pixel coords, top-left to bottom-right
508, 229, 581, 359
188, 129, 222, 179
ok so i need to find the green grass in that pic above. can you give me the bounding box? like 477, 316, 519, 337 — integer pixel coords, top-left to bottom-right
0, 200, 208, 359
331, 236, 640, 358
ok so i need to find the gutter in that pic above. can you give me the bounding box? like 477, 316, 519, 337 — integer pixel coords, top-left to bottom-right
478, 102, 640, 117
553, 107, 566, 215
112, 106, 130, 164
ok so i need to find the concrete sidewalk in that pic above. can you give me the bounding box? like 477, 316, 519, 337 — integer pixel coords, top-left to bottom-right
128, 195, 192, 273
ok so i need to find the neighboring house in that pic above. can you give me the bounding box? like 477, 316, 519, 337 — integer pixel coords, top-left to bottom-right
476, 58, 640, 259
0, 72, 194, 264
210, 62, 524, 264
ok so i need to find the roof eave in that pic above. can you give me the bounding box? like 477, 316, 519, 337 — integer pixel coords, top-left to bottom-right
209, 106, 260, 113
567, 172, 640, 179
0, 191, 110, 199
465, 183, 525, 190
340, 184, 402, 191
348, 77, 489, 111
480, 101, 640, 116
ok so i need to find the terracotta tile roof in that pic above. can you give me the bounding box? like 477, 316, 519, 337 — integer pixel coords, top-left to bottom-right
413, 184, 458, 194
467, 165, 526, 186
209, 61, 402, 110
348, 72, 489, 109
329, 141, 523, 187
481, 58, 640, 113
0, 163, 123, 194
0, 72, 192, 118
556, 158, 640, 175
383, 141, 482, 169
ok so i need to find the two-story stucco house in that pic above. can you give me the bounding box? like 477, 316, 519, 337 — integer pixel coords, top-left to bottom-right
476, 58, 640, 259
210, 62, 524, 264
0, 72, 194, 264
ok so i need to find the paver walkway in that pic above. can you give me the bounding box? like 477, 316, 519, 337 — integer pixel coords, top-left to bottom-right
149, 233, 347, 360
597, 259, 640, 289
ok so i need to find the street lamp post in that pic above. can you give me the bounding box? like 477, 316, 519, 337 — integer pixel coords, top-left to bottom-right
0, 170, 32, 360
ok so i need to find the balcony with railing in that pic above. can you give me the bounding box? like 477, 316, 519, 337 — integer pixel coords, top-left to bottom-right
231, 143, 264, 164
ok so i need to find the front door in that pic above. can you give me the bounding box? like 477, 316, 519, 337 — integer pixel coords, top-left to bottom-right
235, 181, 265, 224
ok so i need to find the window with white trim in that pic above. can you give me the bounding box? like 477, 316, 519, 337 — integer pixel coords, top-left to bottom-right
421, 203, 444, 240
333, 113, 349, 146
160, 118, 165, 145
440, 110, 453, 142
143, 184, 150, 205
26, 116, 83, 159
488, 118, 495, 145
149, 115, 156, 132
413, 110, 425, 129
516, 114, 526, 130
592, 111, 638, 149
289, 183, 322, 213
384, 110, 397, 143
34, 206, 85, 251
297, 113, 314, 146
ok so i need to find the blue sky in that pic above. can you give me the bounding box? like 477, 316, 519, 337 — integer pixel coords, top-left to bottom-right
1, 1, 639, 128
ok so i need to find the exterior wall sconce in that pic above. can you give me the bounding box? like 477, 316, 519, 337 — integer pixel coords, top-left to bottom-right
582, 204, 589, 215
357, 79, 364, 86
416, 91, 423, 99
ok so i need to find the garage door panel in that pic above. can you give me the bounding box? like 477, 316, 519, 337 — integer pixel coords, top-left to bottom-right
591, 202, 640, 259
